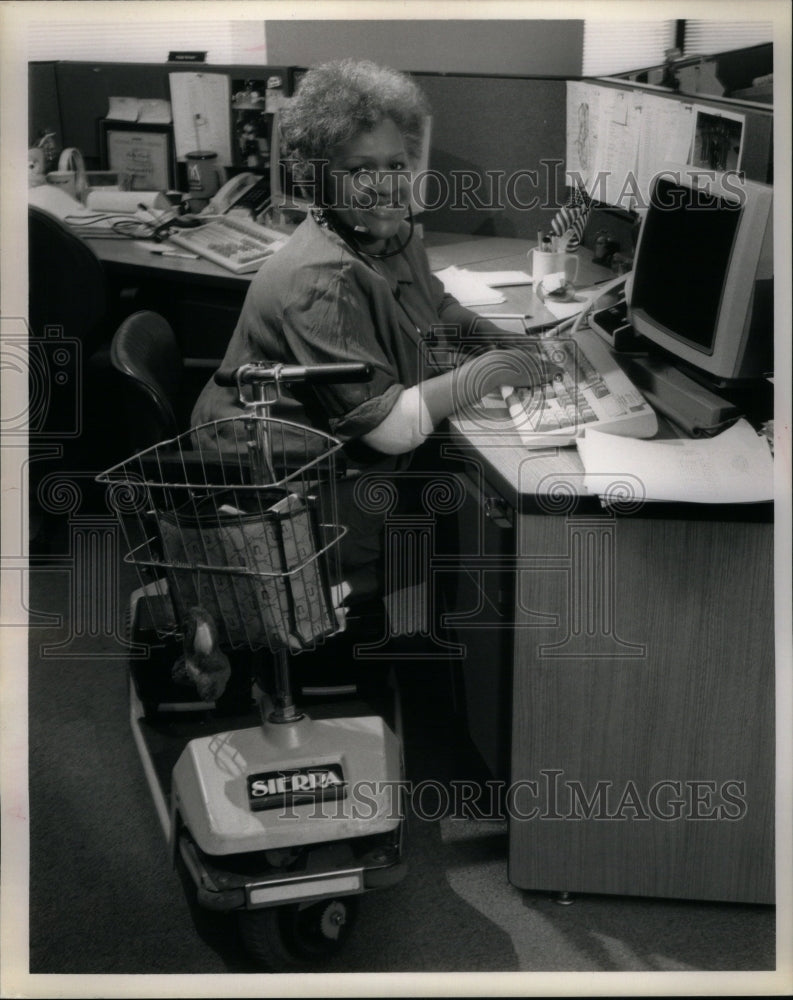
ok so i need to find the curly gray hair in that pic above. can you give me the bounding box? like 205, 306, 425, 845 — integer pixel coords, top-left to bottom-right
279, 59, 429, 172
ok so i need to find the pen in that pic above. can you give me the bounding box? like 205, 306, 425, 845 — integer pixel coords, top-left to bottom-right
491, 313, 533, 320
149, 248, 200, 259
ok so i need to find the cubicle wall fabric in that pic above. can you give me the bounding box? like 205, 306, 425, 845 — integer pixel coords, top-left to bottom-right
415, 75, 567, 241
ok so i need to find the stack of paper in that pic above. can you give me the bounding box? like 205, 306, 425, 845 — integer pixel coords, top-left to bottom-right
577, 419, 773, 505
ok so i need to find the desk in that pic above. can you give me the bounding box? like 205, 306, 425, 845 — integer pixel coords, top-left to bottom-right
88, 229, 594, 362
445, 393, 773, 904
91, 229, 775, 903
88, 234, 252, 362
435, 251, 774, 903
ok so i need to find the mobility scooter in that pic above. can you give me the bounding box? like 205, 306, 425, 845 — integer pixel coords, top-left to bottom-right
99, 360, 407, 969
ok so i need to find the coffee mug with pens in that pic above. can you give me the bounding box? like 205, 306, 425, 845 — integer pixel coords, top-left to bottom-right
528, 232, 579, 293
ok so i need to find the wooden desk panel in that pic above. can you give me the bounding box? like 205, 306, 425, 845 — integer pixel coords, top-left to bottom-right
506, 511, 774, 903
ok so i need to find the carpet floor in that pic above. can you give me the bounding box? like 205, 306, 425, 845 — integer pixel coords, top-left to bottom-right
18, 527, 778, 988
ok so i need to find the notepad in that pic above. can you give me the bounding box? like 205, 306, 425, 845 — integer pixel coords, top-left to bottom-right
577, 419, 773, 505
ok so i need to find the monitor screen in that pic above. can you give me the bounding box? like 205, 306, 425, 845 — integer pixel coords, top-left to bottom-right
631, 179, 741, 354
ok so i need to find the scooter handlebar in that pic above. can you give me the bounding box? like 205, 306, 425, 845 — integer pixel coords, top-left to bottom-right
214, 361, 373, 388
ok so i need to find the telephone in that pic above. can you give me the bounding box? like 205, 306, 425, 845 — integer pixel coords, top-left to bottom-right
204, 172, 270, 217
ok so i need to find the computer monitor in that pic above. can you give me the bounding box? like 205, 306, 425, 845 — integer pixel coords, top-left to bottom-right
627, 165, 773, 387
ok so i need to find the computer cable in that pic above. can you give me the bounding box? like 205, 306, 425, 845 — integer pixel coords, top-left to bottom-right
63, 211, 158, 239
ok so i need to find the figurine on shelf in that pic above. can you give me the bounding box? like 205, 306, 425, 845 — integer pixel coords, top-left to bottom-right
28, 145, 47, 187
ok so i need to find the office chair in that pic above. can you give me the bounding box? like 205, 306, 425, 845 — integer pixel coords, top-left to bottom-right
109, 310, 186, 454
28, 205, 110, 355
28, 205, 114, 450
27, 205, 125, 536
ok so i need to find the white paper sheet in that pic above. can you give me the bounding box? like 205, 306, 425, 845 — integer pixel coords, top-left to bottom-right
566, 80, 603, 192
169, 72, 232, 164
29, 184, 143, 234
635, 94, 696, 204
85, 190, 161, 213
540, 296, 585, 321
137, 99, 173, 125
594, 89, 642, 209
483, 270, 533, 287
107, 97, 140, 122
106, 97, 173, 124
435, 265, 506, 306
577, 419, 773, 504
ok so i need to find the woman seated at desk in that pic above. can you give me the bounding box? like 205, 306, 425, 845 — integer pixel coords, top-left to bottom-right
192, 59, 550, 595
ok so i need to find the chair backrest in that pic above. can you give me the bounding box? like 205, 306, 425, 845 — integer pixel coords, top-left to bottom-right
110, 310, 183, 451
28, 205, 108, 354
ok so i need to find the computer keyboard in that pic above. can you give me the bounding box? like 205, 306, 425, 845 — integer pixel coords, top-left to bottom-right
168, 216, 287, 274
500, 332, 658, 447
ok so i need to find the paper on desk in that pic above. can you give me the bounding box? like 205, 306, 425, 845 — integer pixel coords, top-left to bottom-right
577, 419, 773, 504
29, 185, 130, 232
29, 184, 90, 218
85, 190, 161, 212
540, 296, 585, 320
483, 270, 533, 287
435, 265, 506, 306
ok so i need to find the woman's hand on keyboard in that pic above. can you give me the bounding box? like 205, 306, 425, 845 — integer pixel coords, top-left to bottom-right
475, 345, 565, 394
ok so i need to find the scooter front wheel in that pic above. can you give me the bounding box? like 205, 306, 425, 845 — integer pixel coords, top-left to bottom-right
238, 896, 359, 969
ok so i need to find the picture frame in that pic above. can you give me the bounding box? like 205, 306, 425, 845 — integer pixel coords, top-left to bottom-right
99, 121, 177, 191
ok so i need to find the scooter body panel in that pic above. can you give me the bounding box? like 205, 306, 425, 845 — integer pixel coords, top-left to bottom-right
172, 713, 403, 855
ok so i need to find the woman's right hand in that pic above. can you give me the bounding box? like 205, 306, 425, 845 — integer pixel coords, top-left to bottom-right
455, 344, 564, 407
364, 344, 566, 456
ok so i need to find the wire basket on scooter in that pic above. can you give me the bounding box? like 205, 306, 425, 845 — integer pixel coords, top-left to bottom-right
98, 415, 347, 654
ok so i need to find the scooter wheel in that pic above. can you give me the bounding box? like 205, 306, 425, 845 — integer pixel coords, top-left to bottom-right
238, 896, 359, 969
237, 906, 299, 971
284, 896, 359, 960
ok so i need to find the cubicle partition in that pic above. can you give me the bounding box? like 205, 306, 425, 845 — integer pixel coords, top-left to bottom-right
30, 58, 773, 246
617, 42, 773, 104
28, 60, 294, 181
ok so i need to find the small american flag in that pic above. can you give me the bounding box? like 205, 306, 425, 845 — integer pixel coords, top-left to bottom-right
550, 181, 591, 251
